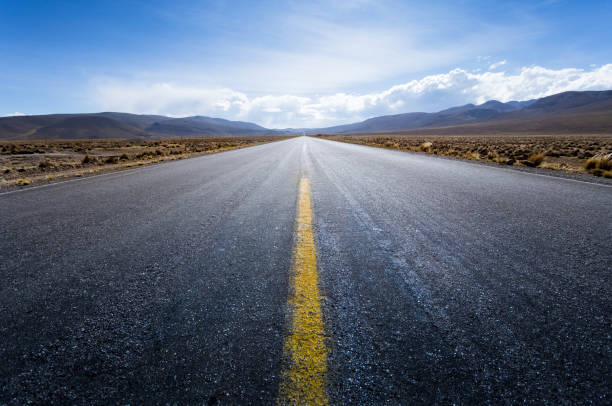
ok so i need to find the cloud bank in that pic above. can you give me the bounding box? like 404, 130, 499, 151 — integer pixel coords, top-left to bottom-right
94, 64, 612, 128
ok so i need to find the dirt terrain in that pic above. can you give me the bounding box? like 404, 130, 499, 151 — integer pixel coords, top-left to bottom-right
319, 134, 612, 178
0, 136, 291, 190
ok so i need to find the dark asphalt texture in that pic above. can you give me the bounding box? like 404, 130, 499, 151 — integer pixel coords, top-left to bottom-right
1, 137, 610, 405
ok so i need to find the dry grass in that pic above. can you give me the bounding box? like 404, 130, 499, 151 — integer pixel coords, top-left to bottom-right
522, 153, 545, 167
15, 178, 32, 186
584, 154, 612, 177
0, 136, 291, 189
318, 134, 612, 177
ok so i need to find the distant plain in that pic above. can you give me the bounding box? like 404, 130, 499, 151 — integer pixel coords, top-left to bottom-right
320, 134, 612, 179
0, 137, 290, 190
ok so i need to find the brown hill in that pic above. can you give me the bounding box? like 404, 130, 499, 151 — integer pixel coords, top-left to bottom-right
318, 90, 612, 135
33, 116, 140, 139
3, 90, 612, 140
0, 113, 275, 140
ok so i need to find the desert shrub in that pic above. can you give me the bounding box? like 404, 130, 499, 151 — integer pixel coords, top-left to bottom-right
584, 159, 596, 170
585, 155, 612, 171
82, 155, 96, 164
515, 153, 528, 160
545, 150, 560, 157
527, 153, 545, 167
15, 178, 31, 186
38, 159, 54, 169
383, 140, 397, 148
418, 142, 433, 152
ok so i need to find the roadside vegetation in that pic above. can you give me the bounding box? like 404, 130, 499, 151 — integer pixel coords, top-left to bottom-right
318, 134, 612, 178
584, 155, 612, 178
0, 136, 291, 189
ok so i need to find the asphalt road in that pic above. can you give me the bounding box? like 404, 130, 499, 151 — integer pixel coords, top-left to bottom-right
1, 137, 610, 405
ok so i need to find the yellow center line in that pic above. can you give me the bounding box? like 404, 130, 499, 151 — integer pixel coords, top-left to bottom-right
278, 177, 329, 405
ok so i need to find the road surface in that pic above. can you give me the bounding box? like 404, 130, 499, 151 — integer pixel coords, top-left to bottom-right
1, 137, 610, 404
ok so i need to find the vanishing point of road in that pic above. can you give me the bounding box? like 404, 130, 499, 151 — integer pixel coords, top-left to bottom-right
1, 137, 610, 404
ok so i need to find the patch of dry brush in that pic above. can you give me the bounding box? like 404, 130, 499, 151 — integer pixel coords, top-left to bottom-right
320, 134, 612, 177
584, 154, 612, 178
0, 136, 291, 188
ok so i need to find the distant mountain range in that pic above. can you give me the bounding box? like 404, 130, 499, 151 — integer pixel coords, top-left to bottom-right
313, 99, 536, 133
0, 113, 275, 140
1, 90, 612, 140
312, 90, 612, 135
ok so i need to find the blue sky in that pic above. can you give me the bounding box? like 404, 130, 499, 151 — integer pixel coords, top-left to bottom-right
1, 0, 612, 127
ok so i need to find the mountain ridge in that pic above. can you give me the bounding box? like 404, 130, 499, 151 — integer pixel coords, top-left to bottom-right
2, 90, 612, 140
0, 113, 278, 140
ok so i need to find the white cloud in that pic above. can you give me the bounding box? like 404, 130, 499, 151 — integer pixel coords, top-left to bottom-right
2, 112, 26, 117
93, 64, 612, 128
489, 60, 507, 70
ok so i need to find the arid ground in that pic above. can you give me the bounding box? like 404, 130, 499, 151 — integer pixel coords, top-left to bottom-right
319, 134, 612, 178
0, 136, 291, 190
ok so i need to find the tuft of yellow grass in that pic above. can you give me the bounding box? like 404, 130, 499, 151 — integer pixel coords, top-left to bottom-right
527, 153, 545, 166
584, 154, 612, 177
464, 152, 480, 160
15, 178, 32, 186
585, 154, 612, 170
418, 141, 433, 152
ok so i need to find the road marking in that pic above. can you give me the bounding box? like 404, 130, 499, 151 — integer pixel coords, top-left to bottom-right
278, 178, 329, 405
